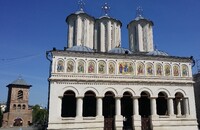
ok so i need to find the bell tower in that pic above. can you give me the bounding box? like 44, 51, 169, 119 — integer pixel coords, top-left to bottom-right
2, 77, 32, 127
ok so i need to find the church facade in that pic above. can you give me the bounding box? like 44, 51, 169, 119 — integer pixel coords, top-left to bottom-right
47, 2, 198, 130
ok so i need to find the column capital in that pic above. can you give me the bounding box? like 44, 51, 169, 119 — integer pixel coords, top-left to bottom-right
115, 96, 122, 99
58, 96, 63, 99
168, 97, 175, 99
150, 97, 157, 99
76, 96, 84, 98
132, 96, 140, 99
96, 96, 103, 99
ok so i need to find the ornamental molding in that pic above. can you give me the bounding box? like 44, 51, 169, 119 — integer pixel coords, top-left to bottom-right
50, 80, 192, 87
52, 51, 191, 63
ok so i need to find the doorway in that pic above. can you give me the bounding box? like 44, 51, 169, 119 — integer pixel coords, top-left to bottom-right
139, 92, 151, 130
122, 92, 133, 130
103, 91, 115, 130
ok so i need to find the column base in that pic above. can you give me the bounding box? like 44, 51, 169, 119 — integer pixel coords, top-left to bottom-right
115, 115, 123, 130
132, 115, 141, 130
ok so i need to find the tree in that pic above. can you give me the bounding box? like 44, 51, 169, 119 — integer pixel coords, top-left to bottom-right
32, 105, 48, 125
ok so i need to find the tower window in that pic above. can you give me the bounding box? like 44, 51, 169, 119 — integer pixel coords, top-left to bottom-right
17, 90, 23, 100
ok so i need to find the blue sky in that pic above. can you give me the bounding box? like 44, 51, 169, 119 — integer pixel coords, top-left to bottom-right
0, 0, 200, 106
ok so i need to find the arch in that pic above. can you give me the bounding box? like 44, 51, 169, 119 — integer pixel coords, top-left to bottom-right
102, 87, 118, 97
120, 88, 136, 96
17, 104, 21, 109
13, 118, 23, 126
174, 89, 187, 97
22, 104, 26, 110
62, 86, 79, 97
13, 104, 16, 110
156, 88, 171, 97
138, 87, 153, 97
81, 87, 99, 97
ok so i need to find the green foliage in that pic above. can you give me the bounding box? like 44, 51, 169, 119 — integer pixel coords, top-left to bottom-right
0, 109, 3, 127
32, 105, 48, 125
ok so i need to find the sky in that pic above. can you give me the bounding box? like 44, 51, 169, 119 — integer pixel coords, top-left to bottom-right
0, 0, 200, 107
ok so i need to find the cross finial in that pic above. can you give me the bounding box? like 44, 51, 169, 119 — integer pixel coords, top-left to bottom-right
78, 0, 85, 11
136, 6, 143, 17
102, 3, 110, 16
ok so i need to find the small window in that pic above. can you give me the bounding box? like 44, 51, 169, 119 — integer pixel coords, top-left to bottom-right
13, 104, 16, 110
22, 105, 26, 109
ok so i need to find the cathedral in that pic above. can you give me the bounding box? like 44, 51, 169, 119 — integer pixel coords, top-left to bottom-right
46, 1, 198, 130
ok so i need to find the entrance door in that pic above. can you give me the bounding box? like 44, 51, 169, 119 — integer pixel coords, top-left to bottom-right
141, 117, 151, 130
103, 92, 115, 130
13, 118, 23, 126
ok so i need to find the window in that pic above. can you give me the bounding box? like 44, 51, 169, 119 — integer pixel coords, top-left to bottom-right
17, 90, 23, 100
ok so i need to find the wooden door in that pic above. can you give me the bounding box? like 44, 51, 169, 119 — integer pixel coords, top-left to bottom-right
104, 118, 114, 130
141, 117, 151, 130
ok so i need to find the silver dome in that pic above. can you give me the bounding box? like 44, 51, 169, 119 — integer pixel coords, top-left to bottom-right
66, 45, 94, 52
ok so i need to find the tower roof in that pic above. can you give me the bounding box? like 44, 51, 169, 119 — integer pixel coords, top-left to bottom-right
66, 45, 94, 52
7, 77, 32, 87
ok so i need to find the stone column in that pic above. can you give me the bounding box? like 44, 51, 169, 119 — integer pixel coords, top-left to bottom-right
151, 97, 157, 116
132, 96, 141, 130
58, 96, 62, 117
76, 17, 82, 45
167, 98, 175, 116
115, 96, 123, 130
96, 97, 103, 117
184, 98, 189, 116
76, 97, 83, 118
107, 21, 111, 51
133, 97, 139, 116
177, 99, 181, 116
100, 22, 105, 52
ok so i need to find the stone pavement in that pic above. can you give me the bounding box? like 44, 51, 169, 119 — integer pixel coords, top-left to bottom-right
0, 127, 37, 130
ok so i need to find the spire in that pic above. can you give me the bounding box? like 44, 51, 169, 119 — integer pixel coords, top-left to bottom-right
136, 6, 143, 17
102, 3, 110, 16
78, 0, 85, 11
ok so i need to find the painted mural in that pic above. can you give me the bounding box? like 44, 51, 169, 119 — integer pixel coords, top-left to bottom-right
88, 61, 95, 73
57, 60, 64, 72
67, 60, 74, 72
146, 63, 153, 75
109, 62, 115, 74
182, 65, 188, 77
156, 64, 162, 76
164, 64, 171, 76
98, 61, 106, 74
137, 63, 144, 75
118, 62, 134, 74
78, 61, 84, 73
173, 65, 180, 76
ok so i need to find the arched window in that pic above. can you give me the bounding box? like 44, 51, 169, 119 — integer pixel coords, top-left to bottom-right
17, 90, 23, 100
139, 92, 150, 117
156, 92, 168, 115
13, 104, 16, 110
22, 105, 26, 110
61, 91, 76, 117
174, 92, 185, 115
17, 104, 21, 109
83, 91, 96, 117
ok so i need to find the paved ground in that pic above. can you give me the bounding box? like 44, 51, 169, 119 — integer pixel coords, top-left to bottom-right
0, 127, 37, 130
